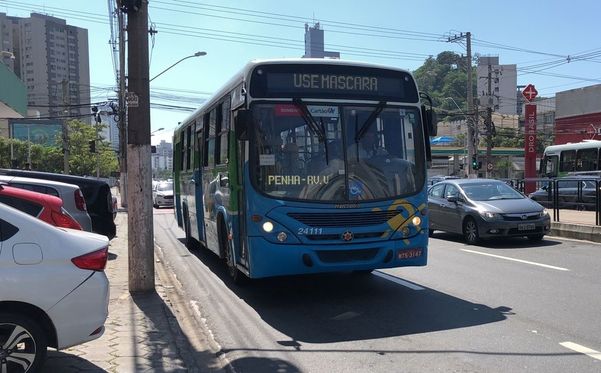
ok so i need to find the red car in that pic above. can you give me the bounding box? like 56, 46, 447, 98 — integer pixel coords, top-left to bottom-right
0, 183, 82, 230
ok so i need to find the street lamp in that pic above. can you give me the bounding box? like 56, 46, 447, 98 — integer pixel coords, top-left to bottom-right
149, 51, 206, 82
0, 50, 15, 59
444, 97, 465, 113
150, 127, 164, 136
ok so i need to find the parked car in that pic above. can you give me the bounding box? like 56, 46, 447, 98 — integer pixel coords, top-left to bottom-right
0, 203, 109, 372
0, 183, 82, 230
152, 180, 174, 208
0, 169, 116, 239
0, 175, 92, 231
529, 176, 601, 210
427, 175, 460, 186
428, 178, 551, 244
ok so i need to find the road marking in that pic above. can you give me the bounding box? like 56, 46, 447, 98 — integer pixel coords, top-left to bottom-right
373, 270, 425, 290
461, 249, 570, 271
560, 341, 601, 361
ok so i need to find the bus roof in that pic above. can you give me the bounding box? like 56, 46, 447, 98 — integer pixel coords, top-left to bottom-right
175, 58, 415, 133
544, 140, 601, 155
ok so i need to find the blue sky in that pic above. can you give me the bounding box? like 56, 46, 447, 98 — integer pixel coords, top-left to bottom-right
2, 0, 600, 144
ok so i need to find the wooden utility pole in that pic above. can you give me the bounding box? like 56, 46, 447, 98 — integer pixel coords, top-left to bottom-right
485, 62, 493, 178
126, 0, 154, 292
448, 32, 475, 177
118, 8, 128, 207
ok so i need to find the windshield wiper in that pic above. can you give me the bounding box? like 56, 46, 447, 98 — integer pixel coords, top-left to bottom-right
355, 101, 386, 142
293, 99, 326, 143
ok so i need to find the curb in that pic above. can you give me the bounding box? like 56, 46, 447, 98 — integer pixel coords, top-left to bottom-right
550, 221, 601, 243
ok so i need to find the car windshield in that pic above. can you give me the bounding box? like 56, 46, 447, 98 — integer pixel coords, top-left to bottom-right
157, 182, 173, 191
461, 182, 524, 201
250, 102, 424, 202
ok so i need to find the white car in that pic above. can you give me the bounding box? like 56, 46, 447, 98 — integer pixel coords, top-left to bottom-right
0, 203, 110, 372
152, 180, 174, 208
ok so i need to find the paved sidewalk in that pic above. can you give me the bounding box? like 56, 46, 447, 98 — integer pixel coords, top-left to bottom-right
41, 209, 223, 372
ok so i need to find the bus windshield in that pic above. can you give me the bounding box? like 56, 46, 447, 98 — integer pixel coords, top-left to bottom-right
251, 102, 424, 202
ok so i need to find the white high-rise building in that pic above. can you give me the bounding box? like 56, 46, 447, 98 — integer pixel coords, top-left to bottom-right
477, 56, 517, 115
0, 13, 90, 122
152, 140, 173, 178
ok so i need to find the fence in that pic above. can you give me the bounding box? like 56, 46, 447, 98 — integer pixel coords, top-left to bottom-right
504, 177, 601, 226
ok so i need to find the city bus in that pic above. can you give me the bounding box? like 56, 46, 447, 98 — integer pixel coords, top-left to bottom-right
173, 58, 436, 282
540, 140, 601, 177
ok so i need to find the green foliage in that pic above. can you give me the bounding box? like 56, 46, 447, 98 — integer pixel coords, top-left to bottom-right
0, 119, 118, 177
489, 128, 552, 154
413, 51, 476, 121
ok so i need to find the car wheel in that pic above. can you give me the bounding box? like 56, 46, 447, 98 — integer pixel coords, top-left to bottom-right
463, 217, 479, 245
0, 313, 48, 373
528, 234, 545, 242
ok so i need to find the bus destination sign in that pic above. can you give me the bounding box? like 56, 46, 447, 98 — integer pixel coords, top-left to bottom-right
292, 73, 379, 92
250, 65, 418, 102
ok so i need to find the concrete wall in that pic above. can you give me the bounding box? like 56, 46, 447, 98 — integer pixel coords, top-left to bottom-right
556, 84, 601, 119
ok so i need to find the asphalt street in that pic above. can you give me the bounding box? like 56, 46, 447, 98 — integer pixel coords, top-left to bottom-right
153, 209, 601, 373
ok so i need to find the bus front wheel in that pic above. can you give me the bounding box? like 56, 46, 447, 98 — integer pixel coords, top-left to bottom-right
219, 220, 247, 285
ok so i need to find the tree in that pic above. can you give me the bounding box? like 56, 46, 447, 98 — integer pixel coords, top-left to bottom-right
0, 120, 118, 177
413, 51, 476, 122
65, 120, 118, 177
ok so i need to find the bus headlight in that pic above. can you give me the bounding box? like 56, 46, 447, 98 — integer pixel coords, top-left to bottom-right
262, 221, 274, 233
412, 216, 421, 226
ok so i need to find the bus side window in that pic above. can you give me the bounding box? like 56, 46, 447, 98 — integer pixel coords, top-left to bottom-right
185, 126, 192, 170
577, 148, 598, 171
560, 150, 576, 172
203, 112, 211, 167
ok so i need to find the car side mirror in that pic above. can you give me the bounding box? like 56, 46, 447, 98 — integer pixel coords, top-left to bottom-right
446, 196, 458, 203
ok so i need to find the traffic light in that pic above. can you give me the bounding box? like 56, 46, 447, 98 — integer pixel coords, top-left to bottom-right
89, 140, 96, 153
471, 156, 478, 170
471, 156, 482, 170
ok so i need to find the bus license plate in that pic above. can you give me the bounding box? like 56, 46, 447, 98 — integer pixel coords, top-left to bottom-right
518, 223, 536, 231
398, 249, 422, 260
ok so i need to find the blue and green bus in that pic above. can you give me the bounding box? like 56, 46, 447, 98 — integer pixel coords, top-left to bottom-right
174, 59, 436, 282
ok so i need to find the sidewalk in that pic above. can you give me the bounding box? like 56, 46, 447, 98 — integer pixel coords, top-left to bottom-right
41, 207, 223, 372
550, 209, 601, 243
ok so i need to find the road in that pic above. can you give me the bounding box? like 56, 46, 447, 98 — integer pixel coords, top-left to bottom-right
153, 208, 601, 373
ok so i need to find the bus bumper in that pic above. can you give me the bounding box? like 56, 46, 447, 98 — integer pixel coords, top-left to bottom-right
247, 234, 428, 278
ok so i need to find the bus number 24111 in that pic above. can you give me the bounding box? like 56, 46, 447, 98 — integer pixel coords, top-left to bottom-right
297, 227, 324, 235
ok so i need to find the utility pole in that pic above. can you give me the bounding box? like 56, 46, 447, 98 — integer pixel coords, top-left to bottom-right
448, 32, 475, 177
62, 79, 70, 174
118, 7, 128, 207
125, 0, 154, 292
485, 62, 494, 178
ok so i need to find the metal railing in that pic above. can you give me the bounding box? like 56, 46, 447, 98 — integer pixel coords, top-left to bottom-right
504, 177, 601, 226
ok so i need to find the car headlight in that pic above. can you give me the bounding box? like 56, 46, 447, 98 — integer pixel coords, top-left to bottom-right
480, 211, 502, 221
540, 209, 549, 217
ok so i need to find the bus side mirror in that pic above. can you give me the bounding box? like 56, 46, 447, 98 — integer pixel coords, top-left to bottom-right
235, 110, 250, 141
424, 108, 437, 137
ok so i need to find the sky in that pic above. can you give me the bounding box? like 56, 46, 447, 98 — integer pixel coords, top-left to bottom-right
2, 0, 600, 144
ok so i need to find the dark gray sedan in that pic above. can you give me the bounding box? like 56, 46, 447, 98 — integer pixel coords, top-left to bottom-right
428, 179, 551, 244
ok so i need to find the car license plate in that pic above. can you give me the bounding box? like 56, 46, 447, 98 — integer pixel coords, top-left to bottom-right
518, 223, 536, 231
398, 248, 423, 260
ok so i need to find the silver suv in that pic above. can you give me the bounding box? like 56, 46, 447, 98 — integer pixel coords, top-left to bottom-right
0, 175, 93, 232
